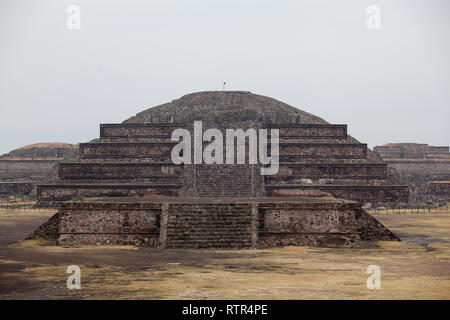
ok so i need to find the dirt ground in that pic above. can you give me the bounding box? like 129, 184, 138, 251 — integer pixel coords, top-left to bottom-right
0, 210, 449, 300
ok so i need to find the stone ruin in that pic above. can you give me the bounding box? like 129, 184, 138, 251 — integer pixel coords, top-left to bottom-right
30, 91, 408, 248
374, 143, 450, 203
0, 143, 78, 198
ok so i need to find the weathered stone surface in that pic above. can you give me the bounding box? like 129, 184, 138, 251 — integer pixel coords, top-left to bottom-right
430, 181, 450, 201
58, 162, 181, 183
0, 143, 78, 196
374, 143, 450, 159
269, 163, 387, 181
31, 91, 405, 248
38, 183, 181, 205
354, 209, 399, 241
26, 212, 59, 240
0, 181, 34, 196
80, 142, 175, 162
374, 143, 450, 202
266, 184, 409, 204
0, 160, 57, 181
50, 197, 393, 248
265, 123, 347, 140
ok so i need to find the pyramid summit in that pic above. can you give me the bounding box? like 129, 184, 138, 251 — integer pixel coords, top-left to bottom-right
124, 91, 326, 125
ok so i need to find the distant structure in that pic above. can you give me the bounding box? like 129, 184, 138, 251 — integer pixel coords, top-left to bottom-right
374, 143, 450, 202
30, 92, 406, 248
0, 143, 78, 197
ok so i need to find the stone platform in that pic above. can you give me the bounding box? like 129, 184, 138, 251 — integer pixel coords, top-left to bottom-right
30, 91, 406, 248
54, 196, 398, 248
37, 120, 409, 205
0, 181, 35, 197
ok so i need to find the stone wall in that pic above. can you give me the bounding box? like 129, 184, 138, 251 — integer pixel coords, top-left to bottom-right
266, 185, 409, 204
379, 159, 450, 202
100, 123, 178, 140
37, 92, 408, 206
258, 202, 361, 248
57, 202, 161, 246
430, 182, 450, 201
268, 163, 387, 182
386, 160, 450, 177
0, 143, 78, 197
59, 162, 182, 183
43, 197, 398, 248
79, 142, 175, 162
374, 144, 450, 159
0, 181, 34, 196
25, 213, 59, 240
265, 124, 347, 140
0, 160, 57, 181
38, 184, 181, 205
279, 143, 367, 160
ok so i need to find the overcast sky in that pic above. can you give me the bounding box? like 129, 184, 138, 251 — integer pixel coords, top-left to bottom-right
0, 0, 449, 154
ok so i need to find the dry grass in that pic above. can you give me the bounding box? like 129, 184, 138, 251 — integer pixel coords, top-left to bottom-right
0, 211, 449, 300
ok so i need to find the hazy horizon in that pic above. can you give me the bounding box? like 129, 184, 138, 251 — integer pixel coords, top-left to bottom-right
1, 0, 449, 154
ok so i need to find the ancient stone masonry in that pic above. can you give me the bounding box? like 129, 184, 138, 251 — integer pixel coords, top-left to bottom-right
0, 143, 78, 197
32, 91, 406, 248
0, 181, 34, 197
374, 143, 450, 202
53, 197, 398, 248
374, 143, 450, 159
430, 181, 450, 201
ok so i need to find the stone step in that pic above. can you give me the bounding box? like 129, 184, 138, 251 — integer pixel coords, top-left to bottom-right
167, 238, 252, 244
79, 142, 176, 162
168, 225, 251, 230
167, 242, 252, 247
100, 123, 179, 140
166, 243, 252, 249
170, 235, 252, 240
264, 123, 347, 139
169, 218, 252, 221
265, 179, 390, 186
265, 184, 409, 202
59, 178, 181, 184
267, 163, 387, 180
37, 183, 181, 205
169, 218, 251, 221
100, 123, 348, 141
171, 231, 251, 234
169, 214, 252, 218
278, 142, 367, 160
169, 214, 251, 218
59, 162, 182, 180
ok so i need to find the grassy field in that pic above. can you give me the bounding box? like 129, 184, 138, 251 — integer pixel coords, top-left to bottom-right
0, 210, 449, 300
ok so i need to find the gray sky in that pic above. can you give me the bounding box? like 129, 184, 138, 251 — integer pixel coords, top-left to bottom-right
0, 0, 449, 154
